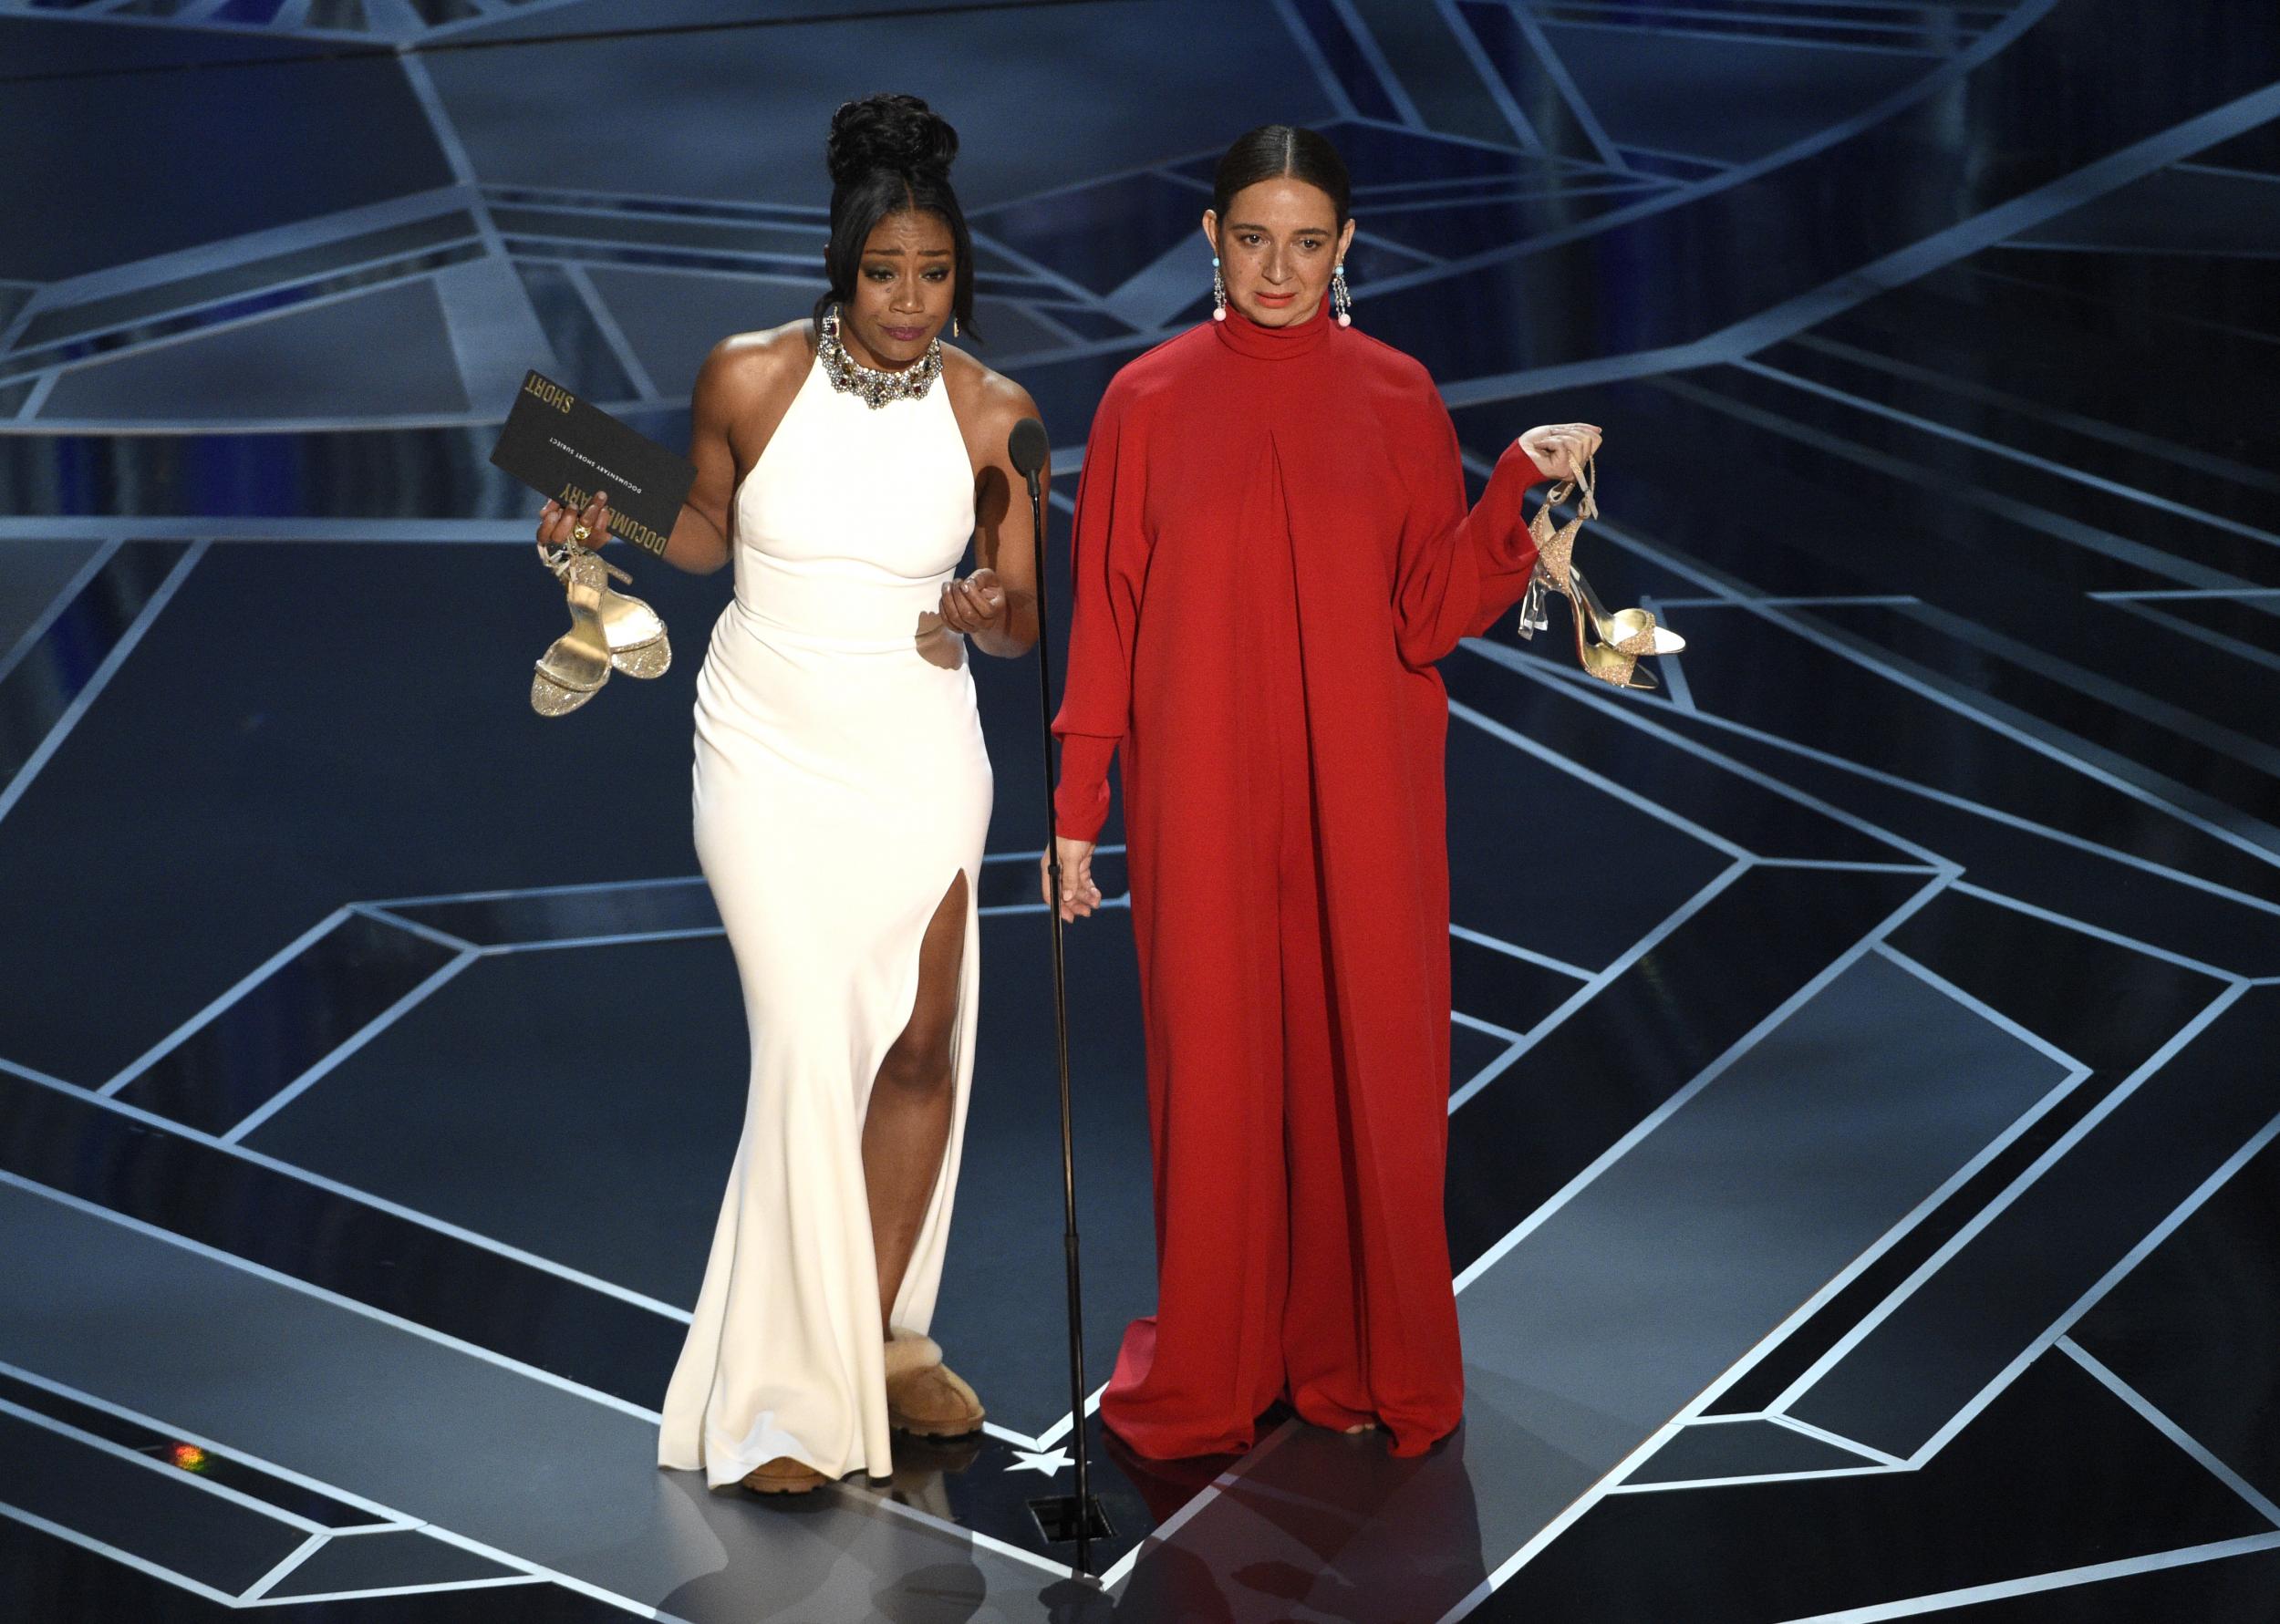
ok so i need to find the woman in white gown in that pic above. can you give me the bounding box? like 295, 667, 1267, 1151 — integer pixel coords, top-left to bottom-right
535, 94, 1042, 1495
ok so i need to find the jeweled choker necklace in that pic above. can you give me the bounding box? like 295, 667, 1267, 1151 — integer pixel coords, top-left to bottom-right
819, 306, 942, 409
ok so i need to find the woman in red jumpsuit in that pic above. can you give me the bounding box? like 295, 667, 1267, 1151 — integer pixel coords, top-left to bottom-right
1048, 124, 1601, 1460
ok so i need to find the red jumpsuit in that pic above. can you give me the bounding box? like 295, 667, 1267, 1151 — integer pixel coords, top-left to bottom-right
1052, 299, 1545, 1459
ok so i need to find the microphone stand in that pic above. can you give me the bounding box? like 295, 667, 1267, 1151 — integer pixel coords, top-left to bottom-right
1019, 429, 1103, 1579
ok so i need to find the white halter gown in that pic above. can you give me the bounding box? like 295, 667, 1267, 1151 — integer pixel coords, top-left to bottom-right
659, 351, 990, 1485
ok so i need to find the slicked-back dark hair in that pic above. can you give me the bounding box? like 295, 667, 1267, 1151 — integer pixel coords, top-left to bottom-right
814, 93, 979, 342
1210, 123, 1352, 229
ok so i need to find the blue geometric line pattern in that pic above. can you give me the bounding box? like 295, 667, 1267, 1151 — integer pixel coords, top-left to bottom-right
2, 3, 2277, 1619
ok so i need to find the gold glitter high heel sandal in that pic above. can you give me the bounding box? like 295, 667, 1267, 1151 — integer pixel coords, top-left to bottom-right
530, 543, 613, 717
1516, 454, 1684, 688
1567, 587, 1657, 691
1569, 561, 1684, 660
597, 581, 670, 679
1527, 453, 1598, 600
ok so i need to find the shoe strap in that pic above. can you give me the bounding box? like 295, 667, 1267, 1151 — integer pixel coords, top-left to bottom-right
538, 540, 632, 586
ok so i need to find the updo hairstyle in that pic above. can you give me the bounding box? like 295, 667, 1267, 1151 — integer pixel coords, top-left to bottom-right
1210, 123, 1352, 229
815, 93, 979, 340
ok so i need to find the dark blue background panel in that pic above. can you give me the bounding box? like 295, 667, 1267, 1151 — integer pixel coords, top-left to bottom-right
0, 20, 453, 282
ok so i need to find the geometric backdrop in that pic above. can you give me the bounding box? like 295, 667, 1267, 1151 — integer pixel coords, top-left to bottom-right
3, 2, 2277, 1619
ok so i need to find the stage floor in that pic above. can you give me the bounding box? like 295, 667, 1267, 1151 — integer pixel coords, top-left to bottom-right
2, 2, 2276, 1619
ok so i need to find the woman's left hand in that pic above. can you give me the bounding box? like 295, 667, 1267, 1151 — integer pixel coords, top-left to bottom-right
938, 567, 1010, 636
1518, 422, 1603, 481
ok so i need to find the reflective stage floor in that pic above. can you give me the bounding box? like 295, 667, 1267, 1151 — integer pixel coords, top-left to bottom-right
2, 2, 2276, 1620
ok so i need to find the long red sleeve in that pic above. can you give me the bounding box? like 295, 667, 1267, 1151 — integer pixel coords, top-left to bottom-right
1394, 431, 1546, 669
1052, 733, 1117, 842
1051, 378, 1148, 843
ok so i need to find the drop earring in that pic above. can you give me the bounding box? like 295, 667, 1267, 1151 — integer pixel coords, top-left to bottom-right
1332, 262, 1352, 328
1211, 255, 1228, 322
951, 314, 960, 338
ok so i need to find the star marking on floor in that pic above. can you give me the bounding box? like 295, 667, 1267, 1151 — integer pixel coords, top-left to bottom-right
1009, 1447, 1072, 1476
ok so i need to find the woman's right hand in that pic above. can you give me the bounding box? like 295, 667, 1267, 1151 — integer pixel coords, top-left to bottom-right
1518, 424, 1602, 481
1042, 837, 1103, 920
537, 491, 611, 551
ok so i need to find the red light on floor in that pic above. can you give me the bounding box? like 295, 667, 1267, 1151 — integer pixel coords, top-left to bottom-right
170, 1443, 209, 1472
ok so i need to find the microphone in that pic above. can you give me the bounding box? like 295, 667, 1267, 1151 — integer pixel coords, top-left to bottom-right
1009, 416, 1049, 493
1008, 404, 1105, 1569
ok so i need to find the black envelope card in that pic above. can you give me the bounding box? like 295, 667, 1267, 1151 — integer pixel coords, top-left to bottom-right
490, 371, 695, 557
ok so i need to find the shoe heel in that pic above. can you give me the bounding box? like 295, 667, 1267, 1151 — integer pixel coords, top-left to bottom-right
599, 586, 671, 678
1561, 586, 1655, 690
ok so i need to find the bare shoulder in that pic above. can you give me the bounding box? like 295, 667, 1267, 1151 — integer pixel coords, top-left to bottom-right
943, 346, 1040, 452
696, 319, 814, 414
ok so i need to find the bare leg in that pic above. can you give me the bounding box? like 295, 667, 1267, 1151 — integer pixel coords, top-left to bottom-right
863, 871, 969, 1331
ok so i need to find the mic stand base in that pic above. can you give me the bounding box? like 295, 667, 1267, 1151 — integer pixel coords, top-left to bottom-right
1027, 1493, 1115, 1548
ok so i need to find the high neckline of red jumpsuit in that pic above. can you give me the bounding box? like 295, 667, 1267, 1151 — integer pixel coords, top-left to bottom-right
1212, 296, 1333, 359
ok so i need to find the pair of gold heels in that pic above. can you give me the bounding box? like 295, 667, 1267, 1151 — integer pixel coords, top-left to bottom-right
1519, 455, 1684, 690
530, 541, 671, 716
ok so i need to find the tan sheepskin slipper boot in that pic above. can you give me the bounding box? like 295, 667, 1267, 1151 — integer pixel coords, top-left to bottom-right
740, 1456, 827, 1495
885, 1329, 986, 1437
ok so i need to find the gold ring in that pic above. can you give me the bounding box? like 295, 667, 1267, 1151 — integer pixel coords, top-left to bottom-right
571, 525, 590, 543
